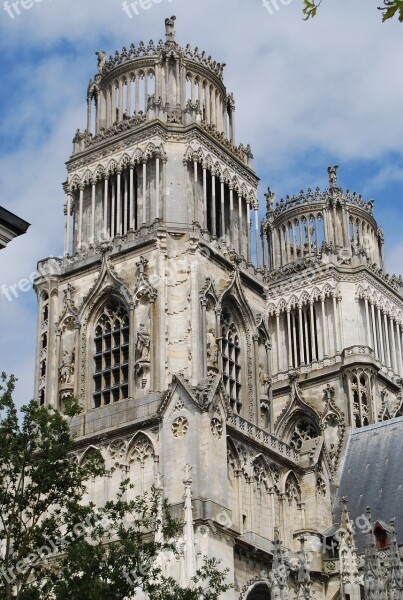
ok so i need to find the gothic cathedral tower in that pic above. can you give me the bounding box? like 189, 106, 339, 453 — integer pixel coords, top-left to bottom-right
34, 17, 403, 600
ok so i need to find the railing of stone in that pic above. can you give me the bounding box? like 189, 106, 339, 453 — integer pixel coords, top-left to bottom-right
227, 413, 300, 462
272, 187, 374, 218
101, 40, 225, 80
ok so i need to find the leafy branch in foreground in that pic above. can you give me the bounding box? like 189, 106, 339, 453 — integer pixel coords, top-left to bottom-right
302, 0, 403, 22
0, 373, 231, 600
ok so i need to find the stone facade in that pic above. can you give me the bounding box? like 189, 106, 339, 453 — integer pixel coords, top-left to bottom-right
33, 17, 403, 600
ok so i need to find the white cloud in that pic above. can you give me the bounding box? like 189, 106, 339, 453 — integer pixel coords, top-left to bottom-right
0, 0, 402, 406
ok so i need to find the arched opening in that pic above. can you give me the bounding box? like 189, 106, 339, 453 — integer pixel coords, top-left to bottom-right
221, 305, 242, 414
93, 296, 130, 408
246, 582, 271, 599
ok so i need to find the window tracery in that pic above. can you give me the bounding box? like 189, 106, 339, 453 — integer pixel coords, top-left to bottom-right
221, 307, 242, 413
290, 418, 318, 450
351, 374, 371, 428
93, 297, 129, 408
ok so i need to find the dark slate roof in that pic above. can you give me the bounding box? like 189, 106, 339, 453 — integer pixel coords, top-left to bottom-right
335, 416, 403, 553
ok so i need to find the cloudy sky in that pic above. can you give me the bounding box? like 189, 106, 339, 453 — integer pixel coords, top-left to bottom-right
0, 0, 402, 407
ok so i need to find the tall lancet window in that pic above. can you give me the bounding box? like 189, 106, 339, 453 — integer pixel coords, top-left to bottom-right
93, 297, 129, 408
222, 307, 242, 413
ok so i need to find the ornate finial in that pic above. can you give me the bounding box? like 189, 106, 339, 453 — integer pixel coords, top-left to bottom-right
328, 165, 338, 189
182, 463, 193, 484
165, 16, 176, 43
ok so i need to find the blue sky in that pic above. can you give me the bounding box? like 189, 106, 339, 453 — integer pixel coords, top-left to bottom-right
0, 0, 402, 407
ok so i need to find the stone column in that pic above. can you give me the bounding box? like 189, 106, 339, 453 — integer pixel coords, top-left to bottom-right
64, 192, 72, 257
111, 82, 116, 124
364, 295, 372, 348
87, 96, 91, 133
298, 305, 305, 365
310, 301, 317, 362
78, 185, 84, 250
384, 311, 391, 368
123, 171, 128, 234
202, 167, 207, 230
156, 157, 161, 221
103, 177, 109, 239
111, 178, 116, 239
287, 309, 293, 369
377, 305, 385, 365
116, 169, 122, 235
238, 194, 243, 255
90, 179, 96, 245
371, 302, 379, 358
321, 295, 328, 357
220, 179, 225, 238
126, 75, 131, 117
276, 312, 281, 373
211, 175, 216, 236
142, 160, 147, 224
390, 316, 397, 374
118, 79, 123, 121
229, 187, 234, 249
246, 201, 251, 263
333, 293, 341, 354
255, 206, 260, 267
129, 163, 134, 231
135, 75, 140, 115
397, 321, 403, 375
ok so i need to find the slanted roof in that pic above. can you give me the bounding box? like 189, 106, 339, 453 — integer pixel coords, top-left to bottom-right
0, 206, 30, 249
335, 417, 403, 553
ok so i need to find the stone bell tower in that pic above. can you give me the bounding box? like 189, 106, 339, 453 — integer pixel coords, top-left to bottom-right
33, 16, 263, 599
32, 16, 403, 600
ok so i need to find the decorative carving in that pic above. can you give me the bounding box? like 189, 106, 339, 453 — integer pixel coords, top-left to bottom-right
316, 477, 326, 497
210, 417, 223, 439
172, 416, 189, 439
128, 435, 154, 466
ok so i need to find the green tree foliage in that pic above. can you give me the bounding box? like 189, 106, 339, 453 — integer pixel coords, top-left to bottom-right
0, 374, 231, 600
303, 0, 403, 22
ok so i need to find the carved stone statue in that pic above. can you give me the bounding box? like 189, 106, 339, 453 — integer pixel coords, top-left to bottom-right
259, 363, 270, 393
206, 329, 218, 369
327, 165, 338, 189
136, 323, 150, 361
165, 16, 176, 42
59, 350, 75, 385
95, 51, 106, 73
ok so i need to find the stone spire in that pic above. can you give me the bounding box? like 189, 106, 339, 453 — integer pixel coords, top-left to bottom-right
387, 519, 403, 599
338, 497, 362, 599
364, 508, 387, 600
182, 464, 197, 585
270, 527, 290, 599
296, 537, 313, 600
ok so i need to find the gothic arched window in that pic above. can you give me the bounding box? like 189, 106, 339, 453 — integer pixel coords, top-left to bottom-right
290, 418, 318, 450
221, 307, 242, 413
93, 297, 129, 408
351, 374, 370, 428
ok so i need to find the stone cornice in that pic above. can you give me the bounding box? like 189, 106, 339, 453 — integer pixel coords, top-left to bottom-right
67, 121, 257, 186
